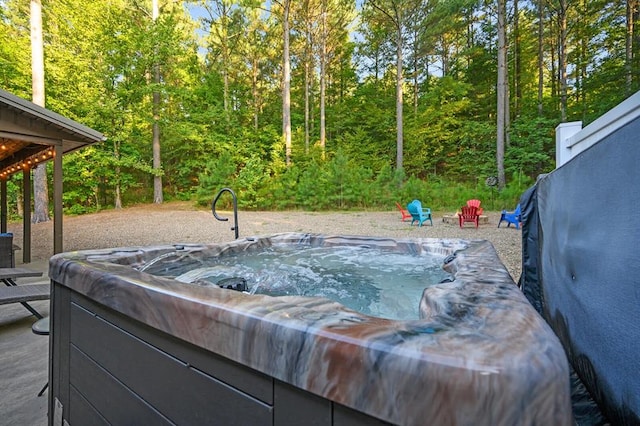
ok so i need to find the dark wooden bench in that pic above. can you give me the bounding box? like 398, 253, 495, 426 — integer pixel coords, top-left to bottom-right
1, 267, 46, 319
0, 284, 50, 305
0, 283, 50, 318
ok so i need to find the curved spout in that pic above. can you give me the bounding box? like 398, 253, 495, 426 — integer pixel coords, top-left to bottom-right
212, 188, 239, 239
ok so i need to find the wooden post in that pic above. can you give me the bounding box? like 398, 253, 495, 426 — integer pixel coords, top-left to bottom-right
23, 166, 31, 263
1, 179, 6, 233
54, 144, 63, 254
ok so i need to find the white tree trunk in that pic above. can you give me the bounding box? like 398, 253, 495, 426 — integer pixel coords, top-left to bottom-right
114, 140, 122, 209
252, 56, 259, 130
152, 0, 163, 203
320, 2, 327, 155
304, 5, 312, 154
537, 0, 544, 115
559, 0, 568, 122
395, 24, 404, 172
496, 0, 507, 189
31, 0, 50, 223
282, 0, 292, 165
626, 0, 636, 95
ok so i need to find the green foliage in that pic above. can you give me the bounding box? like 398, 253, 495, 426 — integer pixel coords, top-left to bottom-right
507, 116, 557, 179
62, 149, 102, 211
196, 152, 238, 208
388, 172, 532, 213
0, 5, 29, 94
325, 151, 372, 209
201, 149, 535, 213
370, 164, 404, 206
64, 203, 93, 216
1, 176, 24, 220
296, 160, 329, 209
330, 81, 396, 170
267, 165, 301, 210
0, 0, 634, 215
236, 155, 268, 209
496, 172, 534, 210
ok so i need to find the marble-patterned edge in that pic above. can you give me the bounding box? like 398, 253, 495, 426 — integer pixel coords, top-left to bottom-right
49, 233, 572, 426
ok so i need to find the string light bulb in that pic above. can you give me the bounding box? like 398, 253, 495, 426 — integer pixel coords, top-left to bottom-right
0, 147, 55, 177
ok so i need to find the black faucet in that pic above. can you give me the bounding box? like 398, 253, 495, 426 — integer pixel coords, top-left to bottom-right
212, 187, 239, 239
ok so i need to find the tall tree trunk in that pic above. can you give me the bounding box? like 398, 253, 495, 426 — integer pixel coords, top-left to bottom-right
626, 0, 637, 95
31, 0, 49, 223
304, 9, 312, 154
396, 23, 403, 172
221, 3, 230, 123
17, 191, 23, 218
368, 0, 406, 171
223, 65, 229, 114
558, 0, 568, 122
537, 0, 544, 115
496, 0, 507, 189
440, 35, 450, 77
152, 0, 163, 203
413, 26, 419, 117
252, 56, 259, 130
320, 1, 327, 155
578, 0, 587, 120
205, 1, 236, 125
114, 140, 122, 209
550, 33, 557, 100
513, 0, 521, 116
631, 0, 640, 74
282, 0, 292, 166
374, 46, 379, 80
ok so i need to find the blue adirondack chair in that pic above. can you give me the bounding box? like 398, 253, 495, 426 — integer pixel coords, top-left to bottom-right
498, 204, 522, 229
407, 200, 433, 226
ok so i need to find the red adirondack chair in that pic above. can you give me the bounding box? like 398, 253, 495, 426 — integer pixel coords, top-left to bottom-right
395, 202, 412, 222
466, 199, 484, 215
458, 205, 480, 228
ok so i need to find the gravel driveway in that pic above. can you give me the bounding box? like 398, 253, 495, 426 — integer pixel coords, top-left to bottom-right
8, 201, 523, 281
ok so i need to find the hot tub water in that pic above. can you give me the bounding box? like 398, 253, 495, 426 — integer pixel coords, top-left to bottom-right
154, 245, 453, 320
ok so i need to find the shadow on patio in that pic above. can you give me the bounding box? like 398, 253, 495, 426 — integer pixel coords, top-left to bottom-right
0, 258, 50, 426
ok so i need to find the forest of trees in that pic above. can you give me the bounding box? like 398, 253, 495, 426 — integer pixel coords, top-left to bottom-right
1, 0, 638, 213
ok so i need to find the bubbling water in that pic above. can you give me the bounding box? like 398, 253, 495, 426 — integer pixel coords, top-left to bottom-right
163, 245, 452, 320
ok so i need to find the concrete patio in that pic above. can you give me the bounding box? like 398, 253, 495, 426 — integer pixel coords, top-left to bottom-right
0, 258, 50, 426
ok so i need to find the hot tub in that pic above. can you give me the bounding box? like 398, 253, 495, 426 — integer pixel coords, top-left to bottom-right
48, 233, 572, 425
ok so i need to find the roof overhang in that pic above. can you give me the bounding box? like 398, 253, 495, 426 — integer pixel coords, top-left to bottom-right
0, 89, 106, 177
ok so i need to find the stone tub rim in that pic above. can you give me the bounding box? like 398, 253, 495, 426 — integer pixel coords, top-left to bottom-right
49, 232, 572, 425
